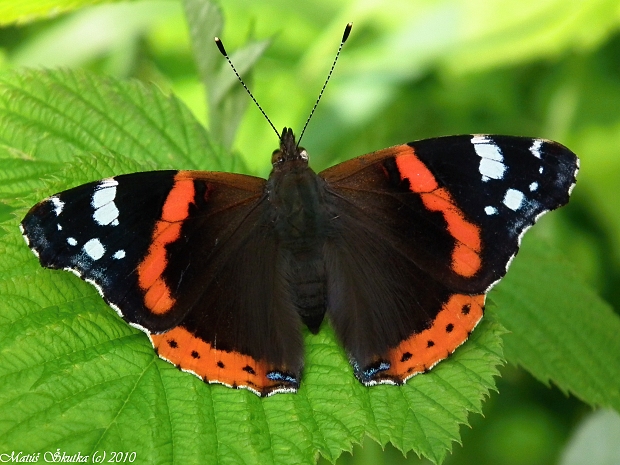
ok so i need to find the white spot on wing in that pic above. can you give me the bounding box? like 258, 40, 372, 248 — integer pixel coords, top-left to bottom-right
485, 206, 498, 215
92, 186, 117, 209
529, 139, 543, 158
50, 196, 64, 216
92, 179, 120, 227
471, 135, 488, 144
503, 188, 525, 211
472, 135, 506, 181
19, 224, 34, 252
479, 158, 506, 181
67, 237, 78, 246
57, 224, 62, 230
113, 250, 126, 259
568, 159, 580, 195
99, 178, 119, 189
473, 137, 503, 161
83, 238, 105, 260
529, 182, 538, 191
93, 202, 119, 226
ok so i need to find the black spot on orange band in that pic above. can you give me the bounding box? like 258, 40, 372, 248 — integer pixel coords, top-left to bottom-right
242, 365, 256, 375
149, 326, 299, 396
372, 293, 485, 384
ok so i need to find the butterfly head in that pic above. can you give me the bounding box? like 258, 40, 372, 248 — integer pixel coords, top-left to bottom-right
271, 127, 308, 166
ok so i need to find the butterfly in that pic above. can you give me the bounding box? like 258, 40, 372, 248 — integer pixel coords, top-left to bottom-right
19, 24, 579, 397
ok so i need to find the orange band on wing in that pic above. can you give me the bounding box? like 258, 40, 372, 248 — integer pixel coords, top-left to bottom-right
384, 293, 485, 382
137, 173, 195, 314
393, 148, 438, 192
395, 149, 482, 277
150, 326, 298, 396
162, 178, 196, 222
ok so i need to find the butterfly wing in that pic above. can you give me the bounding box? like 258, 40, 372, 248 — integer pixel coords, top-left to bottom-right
320, 135, 578, 385
21, 170, 303, 396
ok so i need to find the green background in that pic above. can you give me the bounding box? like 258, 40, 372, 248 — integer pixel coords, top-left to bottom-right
1, 0, 620, 464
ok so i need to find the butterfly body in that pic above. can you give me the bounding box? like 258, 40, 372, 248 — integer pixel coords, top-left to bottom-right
21, 130, 578, 396
266, 129, 332, 332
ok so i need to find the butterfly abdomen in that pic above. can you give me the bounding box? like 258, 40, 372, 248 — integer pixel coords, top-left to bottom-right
267, 159, 333, 333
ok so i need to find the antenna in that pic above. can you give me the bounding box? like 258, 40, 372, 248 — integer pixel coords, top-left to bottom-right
297, 22, 352, 145
215, 22, 352, 144
214, 37, 280, 139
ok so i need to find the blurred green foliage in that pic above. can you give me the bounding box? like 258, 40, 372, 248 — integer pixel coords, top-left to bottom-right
1, 0, 620, 464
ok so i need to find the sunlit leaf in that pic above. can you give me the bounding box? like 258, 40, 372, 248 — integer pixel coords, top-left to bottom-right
494, 237, 620, 412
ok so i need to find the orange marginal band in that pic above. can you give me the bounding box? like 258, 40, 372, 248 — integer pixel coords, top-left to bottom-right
137, 172, 196, 314
150, 326, 293, 395
385, 293, 485, 381
394, 147, 482, 277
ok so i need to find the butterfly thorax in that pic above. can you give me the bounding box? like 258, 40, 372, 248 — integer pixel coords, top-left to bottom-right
267, 127, 328, 243
266, 128, 331, 332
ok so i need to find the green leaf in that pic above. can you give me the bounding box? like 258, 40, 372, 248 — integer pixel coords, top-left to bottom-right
493, 235, 620, 411
183, 0, 270, 148
0, 68, 504, 464
0, 158, 63, 204
0, 68, 235, 172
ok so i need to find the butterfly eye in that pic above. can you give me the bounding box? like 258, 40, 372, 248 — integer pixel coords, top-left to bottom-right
271, 150, 283, 164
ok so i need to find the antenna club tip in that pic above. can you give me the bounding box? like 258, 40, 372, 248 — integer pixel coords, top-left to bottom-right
214, 37, 227, 56
343, 23, 352, 42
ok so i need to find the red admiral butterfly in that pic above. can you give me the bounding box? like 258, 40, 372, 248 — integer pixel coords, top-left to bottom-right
20, 24, 578, 397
